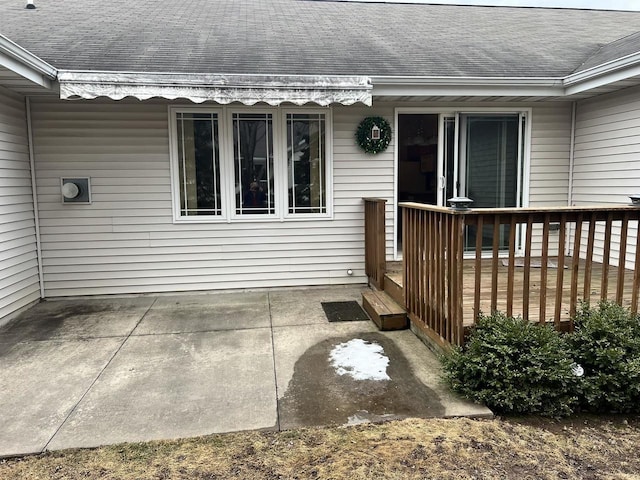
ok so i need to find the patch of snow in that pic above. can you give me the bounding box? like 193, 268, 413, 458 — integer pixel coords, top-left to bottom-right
346, 412, 373, 426
345, 410, 398, 426
329, 338, 390, 381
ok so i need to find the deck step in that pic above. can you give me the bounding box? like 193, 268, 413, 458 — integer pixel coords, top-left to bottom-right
362, 290, 408, 331
383, 272, 404, 306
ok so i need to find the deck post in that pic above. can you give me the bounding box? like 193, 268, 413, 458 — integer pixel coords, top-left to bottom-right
363, 198, 387, 290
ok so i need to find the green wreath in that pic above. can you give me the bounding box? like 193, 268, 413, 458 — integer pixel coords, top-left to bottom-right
355, 116, 392, 154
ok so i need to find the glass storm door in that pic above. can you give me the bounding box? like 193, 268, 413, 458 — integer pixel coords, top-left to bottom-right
442, 113, 525, 250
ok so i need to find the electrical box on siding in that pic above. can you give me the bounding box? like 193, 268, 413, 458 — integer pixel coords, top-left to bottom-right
61, 177, 91, 204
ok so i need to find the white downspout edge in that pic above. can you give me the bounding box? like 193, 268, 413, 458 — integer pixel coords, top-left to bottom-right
568, 101, 577, 207
567, 101, 577, 256
25, 96, 45, 299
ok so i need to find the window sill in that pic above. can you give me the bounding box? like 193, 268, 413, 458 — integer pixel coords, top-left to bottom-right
173, 213, 334, 224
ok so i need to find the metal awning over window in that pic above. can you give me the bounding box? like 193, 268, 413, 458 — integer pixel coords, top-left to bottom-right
57, 71, 372, 106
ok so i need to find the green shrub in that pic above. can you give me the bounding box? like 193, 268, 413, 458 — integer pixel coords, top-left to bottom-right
568, 301, 640, 413
442, 312, 579, 417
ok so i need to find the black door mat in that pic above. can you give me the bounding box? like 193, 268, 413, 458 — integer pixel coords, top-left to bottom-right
321, 301, 370, 322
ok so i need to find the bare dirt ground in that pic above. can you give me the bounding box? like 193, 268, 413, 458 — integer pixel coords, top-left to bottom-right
2, 415, 640, 480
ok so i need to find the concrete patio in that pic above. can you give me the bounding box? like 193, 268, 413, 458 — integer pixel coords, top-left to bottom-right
0, 286, 490, 458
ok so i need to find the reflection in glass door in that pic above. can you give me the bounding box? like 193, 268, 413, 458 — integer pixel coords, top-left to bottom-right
397, 114, 440, 252
397, 110, 526, 257
461, 114, 523, 250
442, 113, 525, 251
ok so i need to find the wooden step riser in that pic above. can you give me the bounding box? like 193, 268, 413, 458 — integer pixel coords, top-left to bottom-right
383, 274, 404, 306
362, 290, 408, 331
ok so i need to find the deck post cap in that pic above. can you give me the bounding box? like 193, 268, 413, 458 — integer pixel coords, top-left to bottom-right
447, 197, 473, 210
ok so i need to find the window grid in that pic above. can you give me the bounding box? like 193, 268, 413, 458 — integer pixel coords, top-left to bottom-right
266, 115, 272, 213
234, 115, 243, 214
210, 113, 219, 214
177, 112, 222, 216
287, 113, 327, 215
233, 113, 275, 216
172, 107, 331, 221
319, 114, 325, 211
179, 114, 188, 215
289, 116, 296, 213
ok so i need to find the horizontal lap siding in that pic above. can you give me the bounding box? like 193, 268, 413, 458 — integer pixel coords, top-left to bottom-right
333, 105, 395, 260
0, 88, 40, 322
573, 85, 640, 268
31, 99, 569, 297
529, 103, 573, 254
529, 103, 572, 206
31, 99, 393, 296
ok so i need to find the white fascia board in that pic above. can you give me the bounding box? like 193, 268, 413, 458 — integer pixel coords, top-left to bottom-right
564, 51, 640, 96
371, 76, 565, 97
0, 51, 49, 87
0, 35, 57, 87
372, 56, 640, 97
564, 51, 640, 86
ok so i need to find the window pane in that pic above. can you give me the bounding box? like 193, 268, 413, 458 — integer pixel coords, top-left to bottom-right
233, 113, 275, 215
177, 113, 221, 216
461, 114, 520, 250
287, 114, 326, 214
444, 117, 456, 202
464, 115, 518, 209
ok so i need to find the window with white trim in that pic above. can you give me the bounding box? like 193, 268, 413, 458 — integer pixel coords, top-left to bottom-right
286, 113, 327, 215
170, 107, 331, 222
176, 112, 222, 216
233, 113, 275, 215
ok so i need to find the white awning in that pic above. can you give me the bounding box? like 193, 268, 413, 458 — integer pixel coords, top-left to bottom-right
57, 71, 372, 106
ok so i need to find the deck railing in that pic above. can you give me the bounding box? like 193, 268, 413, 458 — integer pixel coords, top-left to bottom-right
364, 198, 387, 290
401, 202, 640, 347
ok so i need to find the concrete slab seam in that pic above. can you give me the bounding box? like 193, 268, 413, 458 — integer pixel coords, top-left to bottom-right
130, 325, 275, 337
267, 291, 281, 432
41, 297, 160, 452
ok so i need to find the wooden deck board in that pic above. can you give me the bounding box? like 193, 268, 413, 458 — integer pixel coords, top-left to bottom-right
396, 257, 637, 327
390, 203, 640, 346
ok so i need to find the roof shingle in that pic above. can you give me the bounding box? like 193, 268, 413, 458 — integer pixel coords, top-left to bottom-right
1, 0, 640, 77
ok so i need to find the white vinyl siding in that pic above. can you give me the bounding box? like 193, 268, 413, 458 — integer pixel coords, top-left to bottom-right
529, 103, 572, 207
31, 99, 393, 296
30, 98, 570, 297
529, 103, 573, 254
333, 104, 396, 260
0, 87, 40, 323
572, 85, 640, 268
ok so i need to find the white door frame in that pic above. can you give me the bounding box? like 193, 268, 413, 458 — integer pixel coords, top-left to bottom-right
393, 106, 533, 261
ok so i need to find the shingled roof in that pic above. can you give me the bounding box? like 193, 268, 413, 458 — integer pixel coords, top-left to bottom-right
1, 0, 640, 78
575, 30, 640, 73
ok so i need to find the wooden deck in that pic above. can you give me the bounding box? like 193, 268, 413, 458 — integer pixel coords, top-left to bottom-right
388, 257, 637, 327
463, 257, 637, 326
365, 201, 640, 346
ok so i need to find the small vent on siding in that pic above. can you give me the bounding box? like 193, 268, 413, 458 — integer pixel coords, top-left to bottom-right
25, 0, 36, 9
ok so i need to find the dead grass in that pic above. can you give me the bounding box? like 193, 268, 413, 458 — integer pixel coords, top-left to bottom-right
2, 416, 640, 479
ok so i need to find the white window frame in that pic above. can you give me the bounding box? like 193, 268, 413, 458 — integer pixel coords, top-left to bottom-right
393, 106, 532, 260
226, 107, 280, 222
168, 106, 228, 222
168, 105, 333, 223
282, 109, 333, 220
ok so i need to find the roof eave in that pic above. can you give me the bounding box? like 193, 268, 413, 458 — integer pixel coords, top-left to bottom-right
564, 51, 640, 96
48, 53, 640, 102
371, 76, 565, 97
0, 35, 57, 88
